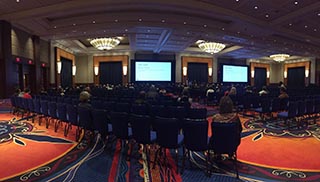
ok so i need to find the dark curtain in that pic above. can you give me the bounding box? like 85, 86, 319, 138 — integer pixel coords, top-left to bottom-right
99, 61, 122, 85
60, 57, 72, 88
254, 67, 267, 90
187, 62, 208, 84
287, 66, 305, 88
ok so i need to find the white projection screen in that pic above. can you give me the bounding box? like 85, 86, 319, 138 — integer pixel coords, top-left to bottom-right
135, 62, 172, 81
222, 65, 248, 82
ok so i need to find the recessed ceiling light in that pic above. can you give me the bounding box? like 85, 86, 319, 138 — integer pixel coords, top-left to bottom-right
237, 31, 240, 34
254, 6, 258, 10
16, 0, 19, 3
138, 18, 142, 22
115, 19, 118, 22
289, 23, 292, 26
236, 0, 239, 2
221, 27, 225, 30
294, 1, 298, 5
54, 26, 57, 29
203, 24, 207, 27
83, 32, 86, 34
318, 13, 320, 16
161, 19, 165, 23
92, 20, 96, 24
304, 25, 308, 28
314, 29, 317, 31
103, 30, 106, 32
147, 29, 151, 32
125, 29, 128, 32
265, 14, 269, 18
187, 32, 190, 35
183, 22, 187, 25
73, 23, 76, 26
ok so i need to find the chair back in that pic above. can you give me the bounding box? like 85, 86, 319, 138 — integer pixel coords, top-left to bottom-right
40, 100, 49, 116
66, 104, 78, 125
183, 118, 208, 151
130, 114, 153, 144
210, 122, 241, 155
92, 109, 110, 133
154, 117, 182, 148
57, 103, 67, 121
287, 101, 298, 118
110, 111, 130, 139
77, 106, 93, 130
131, 103, 149, 115
48, 102, 58, 118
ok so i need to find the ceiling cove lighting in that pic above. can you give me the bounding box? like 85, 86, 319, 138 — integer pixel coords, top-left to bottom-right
269, 54, 290, 62
196, 40, 226, 54
90, 37, 121, 50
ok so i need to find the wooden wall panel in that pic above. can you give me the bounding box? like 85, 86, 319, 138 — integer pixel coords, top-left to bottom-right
55, 47, 75, 87
181, 56, 213, 84
284, 61, 310, 86
250, 62, 270, 86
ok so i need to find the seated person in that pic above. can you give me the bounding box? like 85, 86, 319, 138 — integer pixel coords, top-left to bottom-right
229, 84, 237, 96
78, 91, 92, 109
23, 88, 32, 99
259, 86, 269, 96
278, 87, 289, 99
212, 95, 242, 147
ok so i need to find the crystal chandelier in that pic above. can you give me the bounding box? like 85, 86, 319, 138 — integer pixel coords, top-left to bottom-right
90, 37, 121, 50
270, 54, 290, 62
197, 40, 226, 54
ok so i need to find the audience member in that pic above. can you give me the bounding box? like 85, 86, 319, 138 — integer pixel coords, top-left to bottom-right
212, 95, 242, 137
23, 88, 32, 99
78, 90, 92, 109
278, 87, 289, 99
259, 86, 269, 96
229, 84, 237, 95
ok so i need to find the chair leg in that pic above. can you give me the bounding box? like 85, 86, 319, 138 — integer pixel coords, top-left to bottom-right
153, 147, 161, 169
181, 147, 186, 174
234, 152, 239, 179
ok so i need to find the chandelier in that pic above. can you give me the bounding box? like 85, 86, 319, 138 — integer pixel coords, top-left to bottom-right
270, 54, 290, 62
197, 40, 226, 54
90, 37, 121, 50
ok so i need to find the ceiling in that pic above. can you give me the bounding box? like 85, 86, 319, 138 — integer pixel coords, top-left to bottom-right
1, 0, 320, 61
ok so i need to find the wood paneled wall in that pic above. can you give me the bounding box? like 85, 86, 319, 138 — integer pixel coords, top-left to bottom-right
284, 61, 310, 86
181, 56, 213, 84
93, 55, 129, 85
250, 62, 270, 86
55, 47, 75, 87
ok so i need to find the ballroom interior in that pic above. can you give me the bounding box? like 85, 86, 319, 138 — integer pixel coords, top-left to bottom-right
0, 0, 319, 98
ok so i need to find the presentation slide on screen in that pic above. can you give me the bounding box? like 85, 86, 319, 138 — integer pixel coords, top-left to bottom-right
223, 65, 248, 82
135, 62, 171, 81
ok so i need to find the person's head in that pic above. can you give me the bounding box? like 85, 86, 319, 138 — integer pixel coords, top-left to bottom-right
24, 88, 30, 93
79, 91, 90, 102
262, 86, 267, 91
219, 95, 234, 114
280, 87, 286, 93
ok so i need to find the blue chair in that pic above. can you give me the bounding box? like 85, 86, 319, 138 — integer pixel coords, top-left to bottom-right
130, 114, 156, 161
109, 111, 132, 158
153, 117, 184, 173
254, 99, 272, 120
210, 122, 241, 179
48, 102, 59, 131
277, 101, 298, 129
77, 106, 93, 142
57, 103, 67, 135
40, 100, 49, 127
66, 104, 78, 138
182, 118, 209, 175
92, 109, 112, 143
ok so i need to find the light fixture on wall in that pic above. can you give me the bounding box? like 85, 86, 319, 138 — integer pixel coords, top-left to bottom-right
57, 62, 62, 74
305, 69, 309, 78
123, 65, 128, 76
90, 37, 121, 50
284, 71, 287, 78
208, 67, 212, 76
196, 40, 226, 54
72, 65, 76, 76
267, 71, 270, 78
183, 67, 187, 76
94, 66, 99, 76
270, 54, 290, 62
251, 70, 255, 78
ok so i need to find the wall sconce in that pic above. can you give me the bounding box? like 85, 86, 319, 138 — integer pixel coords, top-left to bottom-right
251, 70, 254, 78
305, 69, 309, 78
208, 67, 212, 76
57, 62, 62, 74
94, 66, 99, 76
284, 71, 287, 78
183, 67, 187, 76
267, 71, 270, 78
72, 65, 76, 76
123, 65, 128, 76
